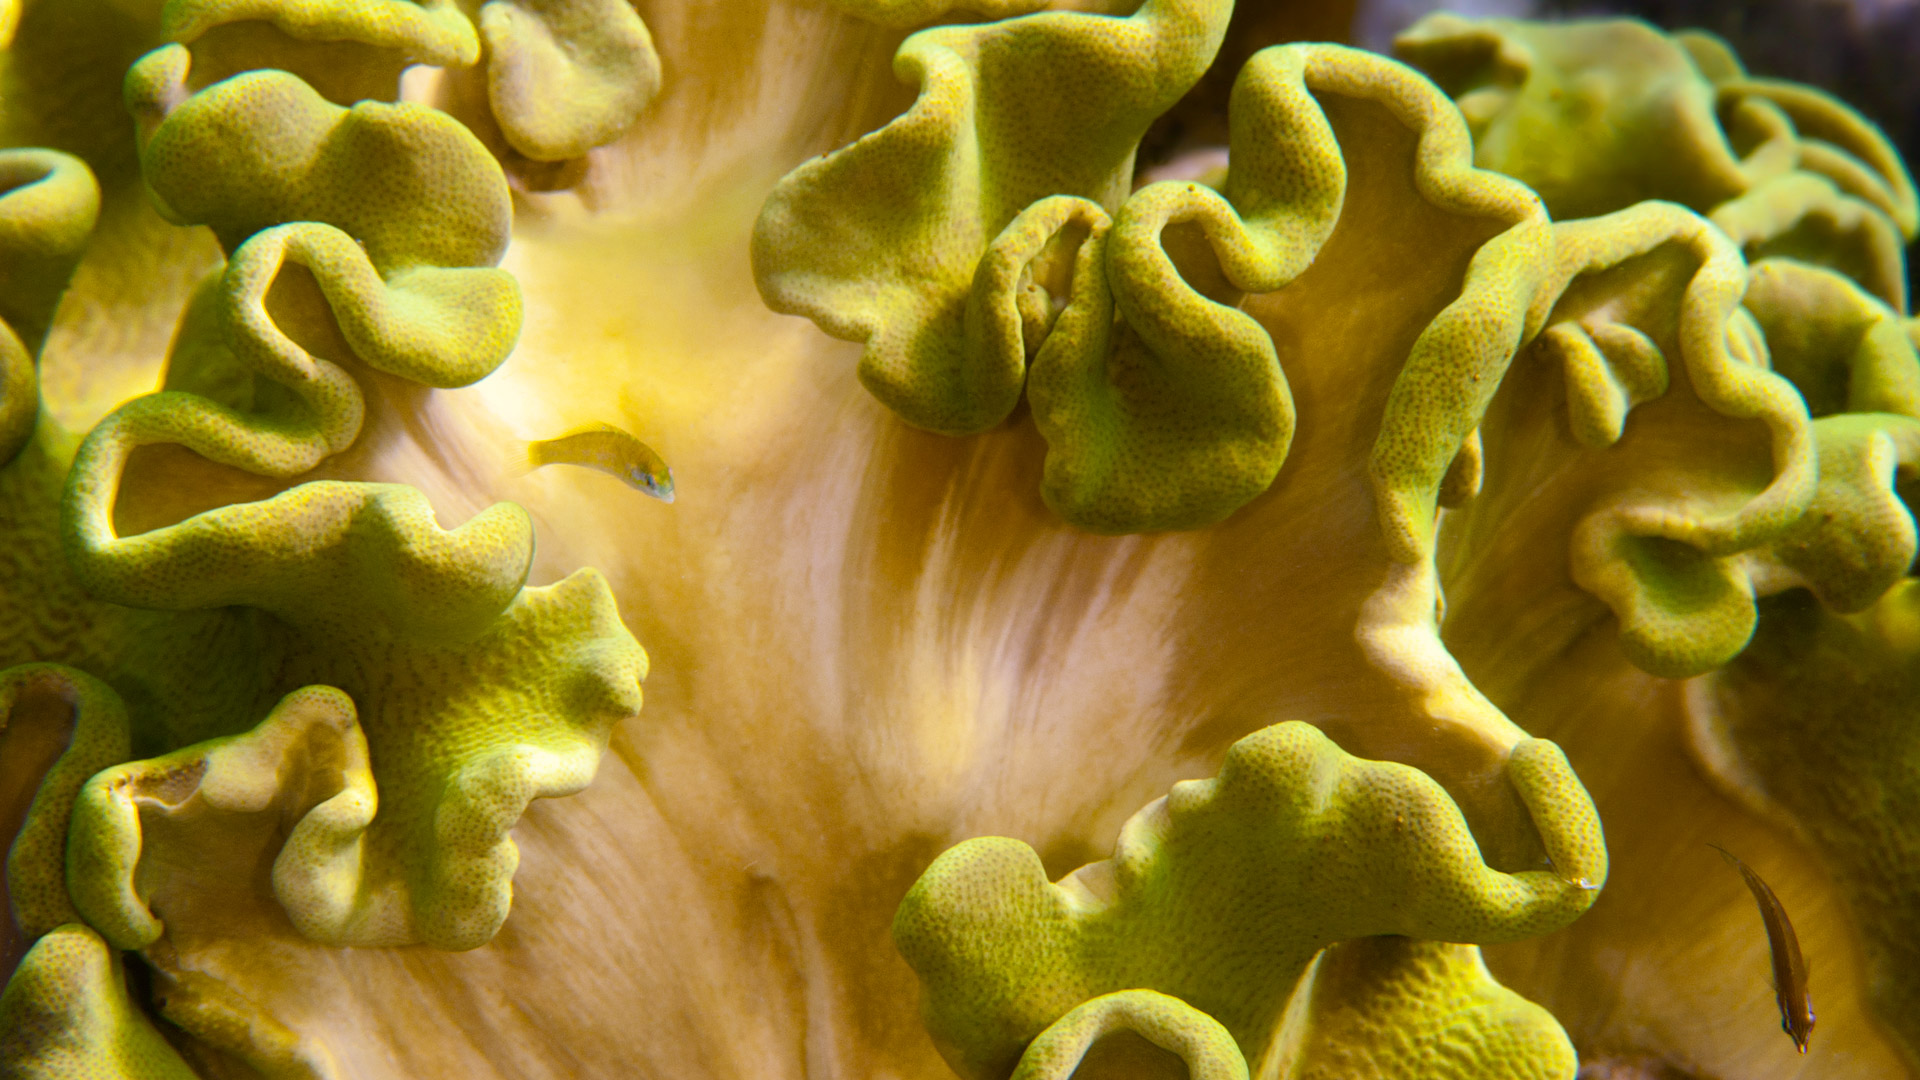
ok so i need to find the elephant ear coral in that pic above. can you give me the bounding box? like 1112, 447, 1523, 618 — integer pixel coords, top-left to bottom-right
0, 924, 198, 1080
751, 0, 1235, 439
7, 2, 1920, 1079
0, 148, 97, 465
1, 0, 647, 1073
1394, 14, 1918, 313
896, 722, 1600, 1080
1423, 43, 1920, 1072
876, 31, 1606, 1080
756, 9, 1553, 534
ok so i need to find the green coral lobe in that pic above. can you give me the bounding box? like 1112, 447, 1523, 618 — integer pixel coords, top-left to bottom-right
1284, 937, 1575, 1080
0, 148, 99, 465
2, 666, 132, 948
895, 721, 1601, 1080
131, 52, 510, 269
161, 0, 481, 68
1010, 991, 1248, 1080
479, 0, 662, 162
753, 0, 1231, 436
0, 924, 197, 1079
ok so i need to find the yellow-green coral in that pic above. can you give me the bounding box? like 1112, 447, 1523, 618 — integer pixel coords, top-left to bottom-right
1, 666, 130, 946
753, 0, 1232, 437
38, 0, 646, 984
161, 0, 480, 68
0, 925, 198, 1080
3, 0, 649, 1068
1006, 991, 1247, 1079
761, 24, 1553, 534
1688, 585, 1920, 1065
127, 50, 511, 268
478, 0, 661, 162
63, 564, 643, 955
1281, 937, 1577, 1080
895, 722, 1601, 1080
1395, 14, 1918, 314
1533, 203, 1817, 676
0, 147, 97, 464
5, 3, 1920, 1079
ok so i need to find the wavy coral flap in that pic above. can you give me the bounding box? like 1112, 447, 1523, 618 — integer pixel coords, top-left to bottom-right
67, 569, 644, 957
161, 0, 480, 68
1025, 38, 1348, 532
0, 149, 99, 466
1278, 937, 1576, 1080
0, 924, 199, 1080
479, 0, 662, 162
129, 48, 510, 270
1502, 203, 1817, 678
1712, 173, 1911, 315
752, 0, 1231, 436
1732, 261, 1920, 613
0, 150, 100, 358
1, 665, 131, 973
1009, 990, 1248, 1080
1395, 14, 1919, 309
47, 5, 649, 976
894, 721, 1602, 1080
760, 27, 1555, 535
1393, 16, 1760, 218
999, 941, 1577, 1080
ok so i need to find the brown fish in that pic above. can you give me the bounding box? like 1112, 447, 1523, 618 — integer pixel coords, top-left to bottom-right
1711, 844, 1814, 1053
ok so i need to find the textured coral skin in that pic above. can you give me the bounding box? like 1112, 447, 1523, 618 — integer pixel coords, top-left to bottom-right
1, 3, 1918, 1080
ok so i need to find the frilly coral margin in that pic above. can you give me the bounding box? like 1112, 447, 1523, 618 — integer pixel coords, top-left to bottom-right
752, 0, 1233, 438
0, 924, 197, 1080
9, 2, 1920, 1078
0, 148, 98, 465
1, 2, 651, 1069
895, 723, 1602, 1080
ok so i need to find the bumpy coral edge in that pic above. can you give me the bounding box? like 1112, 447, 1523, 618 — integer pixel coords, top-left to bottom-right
162, 0, 480, 68
0, 149, 100, 465
1, 666, 132, 942
1538, 203, 1818, 675
1710, 172, 1910, 314
896, 722, 1603, 1080
1285, 42, 1556, 565
0, 924, 200, 1079
1717, 77, 1920, 240
478, 0, 663, 161
44, 7, 645, 970
1010, 990, 1248, 1080
752, 0, 1232, 441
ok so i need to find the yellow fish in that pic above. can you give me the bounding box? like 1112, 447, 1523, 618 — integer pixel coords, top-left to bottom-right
525, 424, 675, 502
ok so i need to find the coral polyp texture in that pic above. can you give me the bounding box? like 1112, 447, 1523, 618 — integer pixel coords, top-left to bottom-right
1, 2, 1917, 1079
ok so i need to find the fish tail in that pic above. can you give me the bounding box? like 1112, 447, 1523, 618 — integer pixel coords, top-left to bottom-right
513, 440, 550, 477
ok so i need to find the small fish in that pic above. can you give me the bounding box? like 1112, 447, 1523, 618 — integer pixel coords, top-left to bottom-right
1711, 844, 1814, 1053
525, 424, 674, 502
